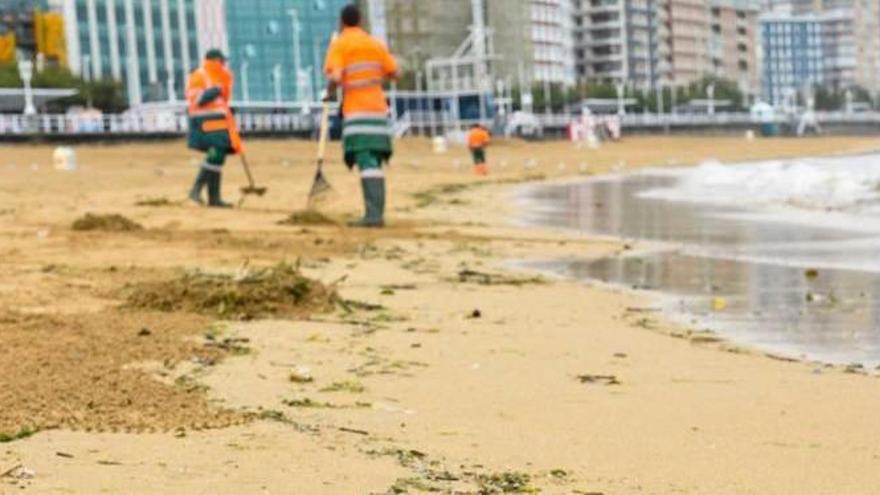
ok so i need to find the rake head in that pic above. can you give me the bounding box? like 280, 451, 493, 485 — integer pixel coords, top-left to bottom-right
240, 185, 268, 196
307, 167, 333, 208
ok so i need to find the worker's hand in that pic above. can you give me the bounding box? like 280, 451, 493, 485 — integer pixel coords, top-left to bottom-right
322, 82, 338, 102
198, 86, 222, 106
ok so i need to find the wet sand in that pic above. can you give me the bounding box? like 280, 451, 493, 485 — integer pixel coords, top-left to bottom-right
1, 136, 880, 493
520, 166, 880, 366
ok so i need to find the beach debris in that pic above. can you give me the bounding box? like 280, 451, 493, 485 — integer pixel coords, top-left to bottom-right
338, 299, 385, 314
53, 146, 77, 171
55, 452, 74, 459
137, 327, 152, 337
338, 426, 369, 436
469, 309, 483, 319
576, 374, 620, 386
764, 353, 799, 363
411, 182, 471, 208
625, 307, 661, 314
844, 363, 865, 374
549, 469, 568, 479
0, 427, 34, 443
477, 471, 536, 493
804, 268, 819, 279
711, 297, 727, 311
283, 398, 336, 408
0, 465, 34, 480
72, 213, 143, 232
689, 332, 723, 345
289, 366, 314, 384
125, 262, 336, 320
278, 209, 337, 226
457, 269, 544, 286
134, 197, 176, 207
320, 380, 366, 393
432, 136, 448, 154
613, 352, 628, 359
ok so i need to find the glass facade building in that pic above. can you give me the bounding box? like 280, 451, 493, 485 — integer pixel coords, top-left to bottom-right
224, 0, 348, 104
63, 0, 200, 106
760, 14, 824, 105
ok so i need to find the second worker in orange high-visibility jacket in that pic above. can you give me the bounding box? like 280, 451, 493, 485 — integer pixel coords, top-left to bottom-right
467, 124, 491, 176
185, 49, 243, 208
324, 4, 398, 227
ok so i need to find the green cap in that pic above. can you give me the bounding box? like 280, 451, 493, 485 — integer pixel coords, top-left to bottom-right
205, 49, 226, 61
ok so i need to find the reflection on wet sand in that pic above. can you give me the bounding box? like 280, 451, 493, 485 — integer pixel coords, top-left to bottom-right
521, 172, 880, 366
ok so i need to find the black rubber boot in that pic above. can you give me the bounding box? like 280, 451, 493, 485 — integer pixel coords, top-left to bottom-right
206, 170, 233, 208
188, 168, 209, 205
349, 177, 385, 228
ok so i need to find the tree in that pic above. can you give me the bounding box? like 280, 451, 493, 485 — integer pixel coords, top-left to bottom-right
0, 63, 21, 87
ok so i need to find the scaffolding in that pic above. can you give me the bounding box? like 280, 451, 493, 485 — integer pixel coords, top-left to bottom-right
423, 0, 497, 133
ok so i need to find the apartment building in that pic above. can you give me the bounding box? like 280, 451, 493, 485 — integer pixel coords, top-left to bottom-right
574, 0, 664, 90
381, 0, 538, 86
709, 0, 759, 94
531, 0, 577, 85
760, 13, 824, 104
664, 0, 709, 86
767, 0, 880, 92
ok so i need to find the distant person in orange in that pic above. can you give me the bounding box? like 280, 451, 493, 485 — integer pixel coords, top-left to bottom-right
467, 123, 491, 176
323, 4, 398, 227
185, 49, 243, 208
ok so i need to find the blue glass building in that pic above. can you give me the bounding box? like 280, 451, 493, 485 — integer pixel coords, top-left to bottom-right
62, 0, 200, 106
224, 0, 349, 105
760, 14, 824, 106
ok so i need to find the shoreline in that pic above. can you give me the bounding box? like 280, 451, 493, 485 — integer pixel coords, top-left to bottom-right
3, 136, 880, 493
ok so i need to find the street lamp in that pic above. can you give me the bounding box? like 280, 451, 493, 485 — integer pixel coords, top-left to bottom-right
707, 83, 716, 116
241, 60, 250, 103
273, 64, 283, 103
287, 8, 310, 107
18, 58, 36, 116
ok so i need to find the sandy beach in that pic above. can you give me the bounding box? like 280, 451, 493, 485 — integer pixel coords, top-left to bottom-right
2, 135, 880, 494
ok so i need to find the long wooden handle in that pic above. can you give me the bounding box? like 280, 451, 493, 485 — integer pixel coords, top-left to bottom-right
316, 102, 331, 165
240, 154, 256, 187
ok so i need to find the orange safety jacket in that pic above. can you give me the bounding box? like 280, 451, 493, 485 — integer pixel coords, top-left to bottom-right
324, 26, 398, 118
186, 59, 243, 154
468, 127, 491, 149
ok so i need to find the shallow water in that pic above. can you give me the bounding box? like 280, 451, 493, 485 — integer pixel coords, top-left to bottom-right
519, 159, 880, 367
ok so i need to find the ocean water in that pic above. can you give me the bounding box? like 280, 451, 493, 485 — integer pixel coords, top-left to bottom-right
517, 154, 880, 366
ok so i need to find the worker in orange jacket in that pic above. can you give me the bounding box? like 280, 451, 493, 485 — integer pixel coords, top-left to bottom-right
323, 4, 398, 227
185, 49, 243, 208
467, 123, 491, 176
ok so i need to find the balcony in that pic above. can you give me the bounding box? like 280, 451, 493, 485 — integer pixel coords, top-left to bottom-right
590, 51, 624, 62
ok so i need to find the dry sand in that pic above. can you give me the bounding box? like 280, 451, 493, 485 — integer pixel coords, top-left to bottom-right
1, 135, 880, 494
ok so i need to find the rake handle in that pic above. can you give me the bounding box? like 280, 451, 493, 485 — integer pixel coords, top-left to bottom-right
316, 102, 332, 169
240, 153, 257, 188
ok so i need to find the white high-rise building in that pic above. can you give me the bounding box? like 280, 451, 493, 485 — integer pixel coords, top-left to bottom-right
531, 0, 577, 85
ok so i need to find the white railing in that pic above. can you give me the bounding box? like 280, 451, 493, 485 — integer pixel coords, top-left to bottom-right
4, 110, 880, 138
0, 112, 315, 136
539, 112, 880, 129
